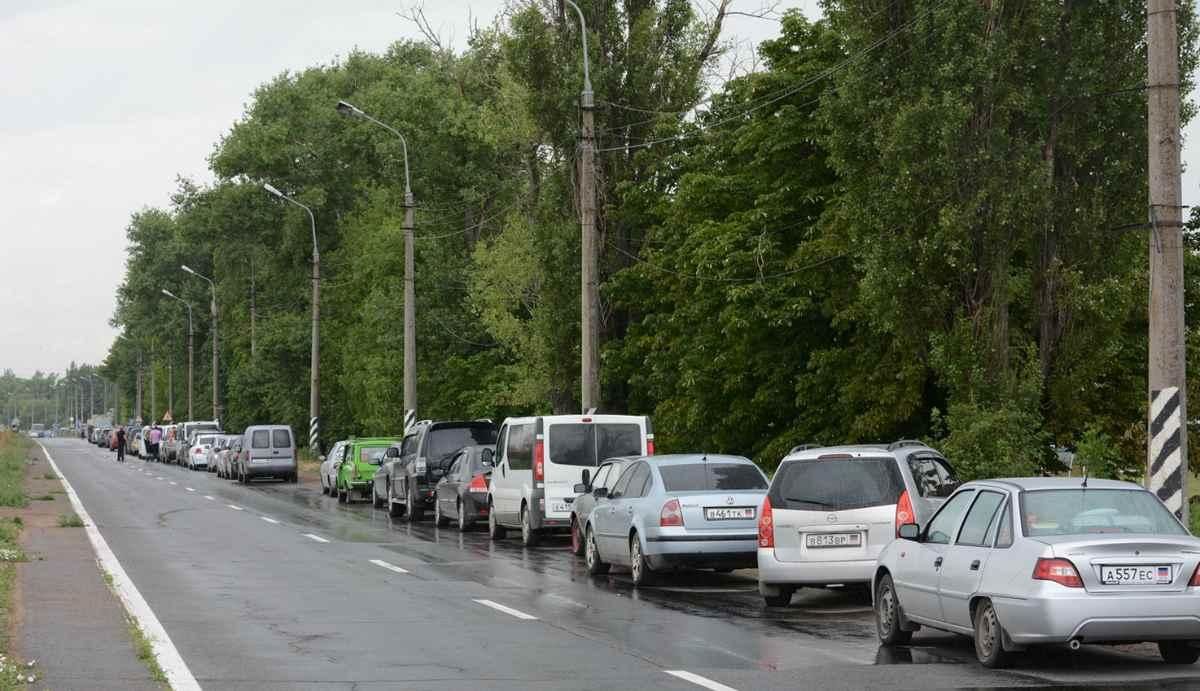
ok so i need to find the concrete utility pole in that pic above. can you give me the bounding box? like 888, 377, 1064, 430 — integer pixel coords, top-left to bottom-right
1147, 0, 1188, 523
335, 100, 418, 415
564, 0, 600, 412
250, 254, 257, 358
183, 265, 220, 423
263, 183, 321, 453
150, 357, 156, 425
162, 289, 194, 421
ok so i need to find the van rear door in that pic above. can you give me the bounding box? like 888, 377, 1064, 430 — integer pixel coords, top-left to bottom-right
542, 417, 646, 521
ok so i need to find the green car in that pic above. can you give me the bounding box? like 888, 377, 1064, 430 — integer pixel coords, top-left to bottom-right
337, 437, 399, 504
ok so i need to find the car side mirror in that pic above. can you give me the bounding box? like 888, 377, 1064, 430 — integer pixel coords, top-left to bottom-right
898, 523, 921, 541
594, 487, 609, 499
573, 483, 588, 494
581, 469, 591, 486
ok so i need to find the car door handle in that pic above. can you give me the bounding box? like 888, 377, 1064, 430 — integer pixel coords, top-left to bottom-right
970, 560, 981, 571
934, 557, 943, 569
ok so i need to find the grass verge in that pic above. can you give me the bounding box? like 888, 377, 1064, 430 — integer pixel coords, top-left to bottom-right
125, 616, 167, 684
56, 514, 84, 528
0, 432, 33, 686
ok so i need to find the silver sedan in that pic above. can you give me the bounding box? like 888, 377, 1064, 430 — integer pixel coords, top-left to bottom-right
874, 477, 1200, 667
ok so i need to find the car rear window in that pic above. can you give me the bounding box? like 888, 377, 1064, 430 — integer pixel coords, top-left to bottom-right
360, 446, 387, 463
1021, 489, 1187, 537
427, 425, 497, 462
196, 436, 215, 446
548, 423, 643, 467
907, 456, 959, 497
272, 429, 291, 448
770, 457, 904, 511
251, 431, 270, 448
659, 463, 767, 492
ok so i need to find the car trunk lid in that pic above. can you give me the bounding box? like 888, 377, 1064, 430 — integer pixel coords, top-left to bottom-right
1040, 535, 1200, 593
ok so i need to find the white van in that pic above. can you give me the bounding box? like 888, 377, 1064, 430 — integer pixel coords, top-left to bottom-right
488, 414, 653, 546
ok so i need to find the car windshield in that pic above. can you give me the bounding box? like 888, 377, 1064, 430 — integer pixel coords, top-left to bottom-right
547, 423, 643, 467
428, 426, 497, 461
360, 447, 387, 463
659, 463, 767, 492
770, 457, 904, 511
1021, 489, 1187, 537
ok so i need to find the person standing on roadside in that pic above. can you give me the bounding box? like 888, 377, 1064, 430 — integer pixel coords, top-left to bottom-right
115, 427, 127, 462
148, 424, 162, 462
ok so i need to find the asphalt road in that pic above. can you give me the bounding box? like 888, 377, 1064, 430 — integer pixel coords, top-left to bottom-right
42, 438, 1200, 690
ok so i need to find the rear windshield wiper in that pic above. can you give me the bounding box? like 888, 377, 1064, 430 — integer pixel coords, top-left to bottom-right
784, 497, 837, 508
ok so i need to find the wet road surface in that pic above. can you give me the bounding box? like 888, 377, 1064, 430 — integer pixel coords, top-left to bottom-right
44, 438, 1200, 689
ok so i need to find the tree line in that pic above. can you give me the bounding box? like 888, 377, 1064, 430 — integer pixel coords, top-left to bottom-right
95, 1, 1200, 479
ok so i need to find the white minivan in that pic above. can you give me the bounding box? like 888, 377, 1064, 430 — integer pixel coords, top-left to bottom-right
488, 414, 653, 546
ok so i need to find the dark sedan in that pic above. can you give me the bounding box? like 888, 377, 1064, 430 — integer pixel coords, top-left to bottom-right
433, 445, 495, 531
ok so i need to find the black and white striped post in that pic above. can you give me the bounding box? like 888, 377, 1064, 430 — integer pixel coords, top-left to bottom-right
309, 416, 320, 457
1150, 387, 1186, 521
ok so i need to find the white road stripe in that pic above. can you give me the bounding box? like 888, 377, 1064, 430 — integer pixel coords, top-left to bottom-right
260, 516, 280, 525
369, 559, 409, 574
204, 496, 215, 501
665, 671, 739, 691
227, 504, 243, 511
185, 487, 195, 492
169, 481, 177, 486
38, 443, 200, 691
303, 533, 329, 543
472, 599, 538, 620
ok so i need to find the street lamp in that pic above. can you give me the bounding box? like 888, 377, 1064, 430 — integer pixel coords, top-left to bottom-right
182, 264, 220, 423
161, 288, 194, 421
263, 182, 321, 454
562, 0, 599, 412
335, 100, 417, 418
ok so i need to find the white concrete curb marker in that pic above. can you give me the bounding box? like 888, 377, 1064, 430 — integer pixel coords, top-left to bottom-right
38, 443, 201, 691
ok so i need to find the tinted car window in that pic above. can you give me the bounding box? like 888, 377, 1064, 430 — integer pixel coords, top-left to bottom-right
272, 429, 291, 448
427, 425, 498, 461
1021, 489, 1187, 537
926, 490, 976, 544
770, 457, 903, 511
507, 424, 533, 470
994, 503, 1014, 547
956, 491, 1005, 546
360, 446, 387, 463
610, 463, 640, 497
624, 464, 652, 499
401, 434, 418, 457
591, 465, 612, 489
547, 423, 643, 467
907, 456, 958, 497
660, 463, 767, 492
251, 431, 270, 448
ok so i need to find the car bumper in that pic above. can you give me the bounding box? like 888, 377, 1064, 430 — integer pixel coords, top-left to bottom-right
246, 461, 296, 478
644, 535, 758, 569
998, 590, 1200, 644
756, 548, 876, 588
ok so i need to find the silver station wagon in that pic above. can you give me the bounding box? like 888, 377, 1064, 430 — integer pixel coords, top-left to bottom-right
875, 477, 1200, 667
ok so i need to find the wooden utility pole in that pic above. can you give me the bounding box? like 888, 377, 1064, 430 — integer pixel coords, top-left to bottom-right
403, 190, 417, 416
250, 255, 257, 359
1147, 0, 1187, 522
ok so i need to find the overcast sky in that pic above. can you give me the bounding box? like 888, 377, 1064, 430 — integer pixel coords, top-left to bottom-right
0, 0, 1194, 377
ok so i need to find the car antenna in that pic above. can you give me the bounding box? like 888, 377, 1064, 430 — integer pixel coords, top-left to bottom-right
1081, 466, 1088, 488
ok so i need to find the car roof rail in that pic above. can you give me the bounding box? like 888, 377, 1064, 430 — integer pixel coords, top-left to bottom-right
788, 444, 821, 455
887, 439, 927, 451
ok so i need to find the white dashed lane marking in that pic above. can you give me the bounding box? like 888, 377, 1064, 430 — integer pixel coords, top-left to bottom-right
665, 671, 738, 691
369, 559, 409, 575
204, 496, 215, 501
472, 599, 538, 621
260, 516, 280, 525
186, 488, 195, 492
227, 505, 243, 511
303, 533, 330, 544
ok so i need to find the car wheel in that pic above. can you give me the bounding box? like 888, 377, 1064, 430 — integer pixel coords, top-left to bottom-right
406, 485, 423, 522
585, 525, 609, 575
973, 599, 1009, 668
570, 516, 584, 556
457, 500, 470, 532
875, 574, 912, 645
338, 483, 349, 504
488, 501, 506, 540
372, 484, 384, 508
520, 505, 539, 547
630, 534, 654, 586
762, 587, 795, 607
388, 486, 405, 518
1159, 641, 1200, 664
435, 500, 450, 527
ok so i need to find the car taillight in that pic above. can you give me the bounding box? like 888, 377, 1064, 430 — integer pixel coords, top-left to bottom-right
468, 473, 488, 494
646, 437, 655, 455
660, 498, 683, 527
758, 496, 774, 549
1033, 558, 1083, 588
1190, 565, 1200, 587
534, 439, 545, 481
895, 489, 914, 537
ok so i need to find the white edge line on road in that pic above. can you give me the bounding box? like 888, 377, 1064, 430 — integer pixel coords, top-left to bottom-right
303, 533, 330, 543
665, 670, 739, 691
37, 442, 201, 691
368, 558, 409, 574
472, 599, 538, 620
260, 516, 280, 524
227, 504, 243, 511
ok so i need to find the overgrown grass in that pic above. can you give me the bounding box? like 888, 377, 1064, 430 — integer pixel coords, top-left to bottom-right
56, 513, 84, 528
0, 434, 30, 508
40, 473, 56, 481
32, 495, 53, 502
126, 616, 167, 684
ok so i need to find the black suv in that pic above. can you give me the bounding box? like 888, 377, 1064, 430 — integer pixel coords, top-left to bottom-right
374, 419, 498, 521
